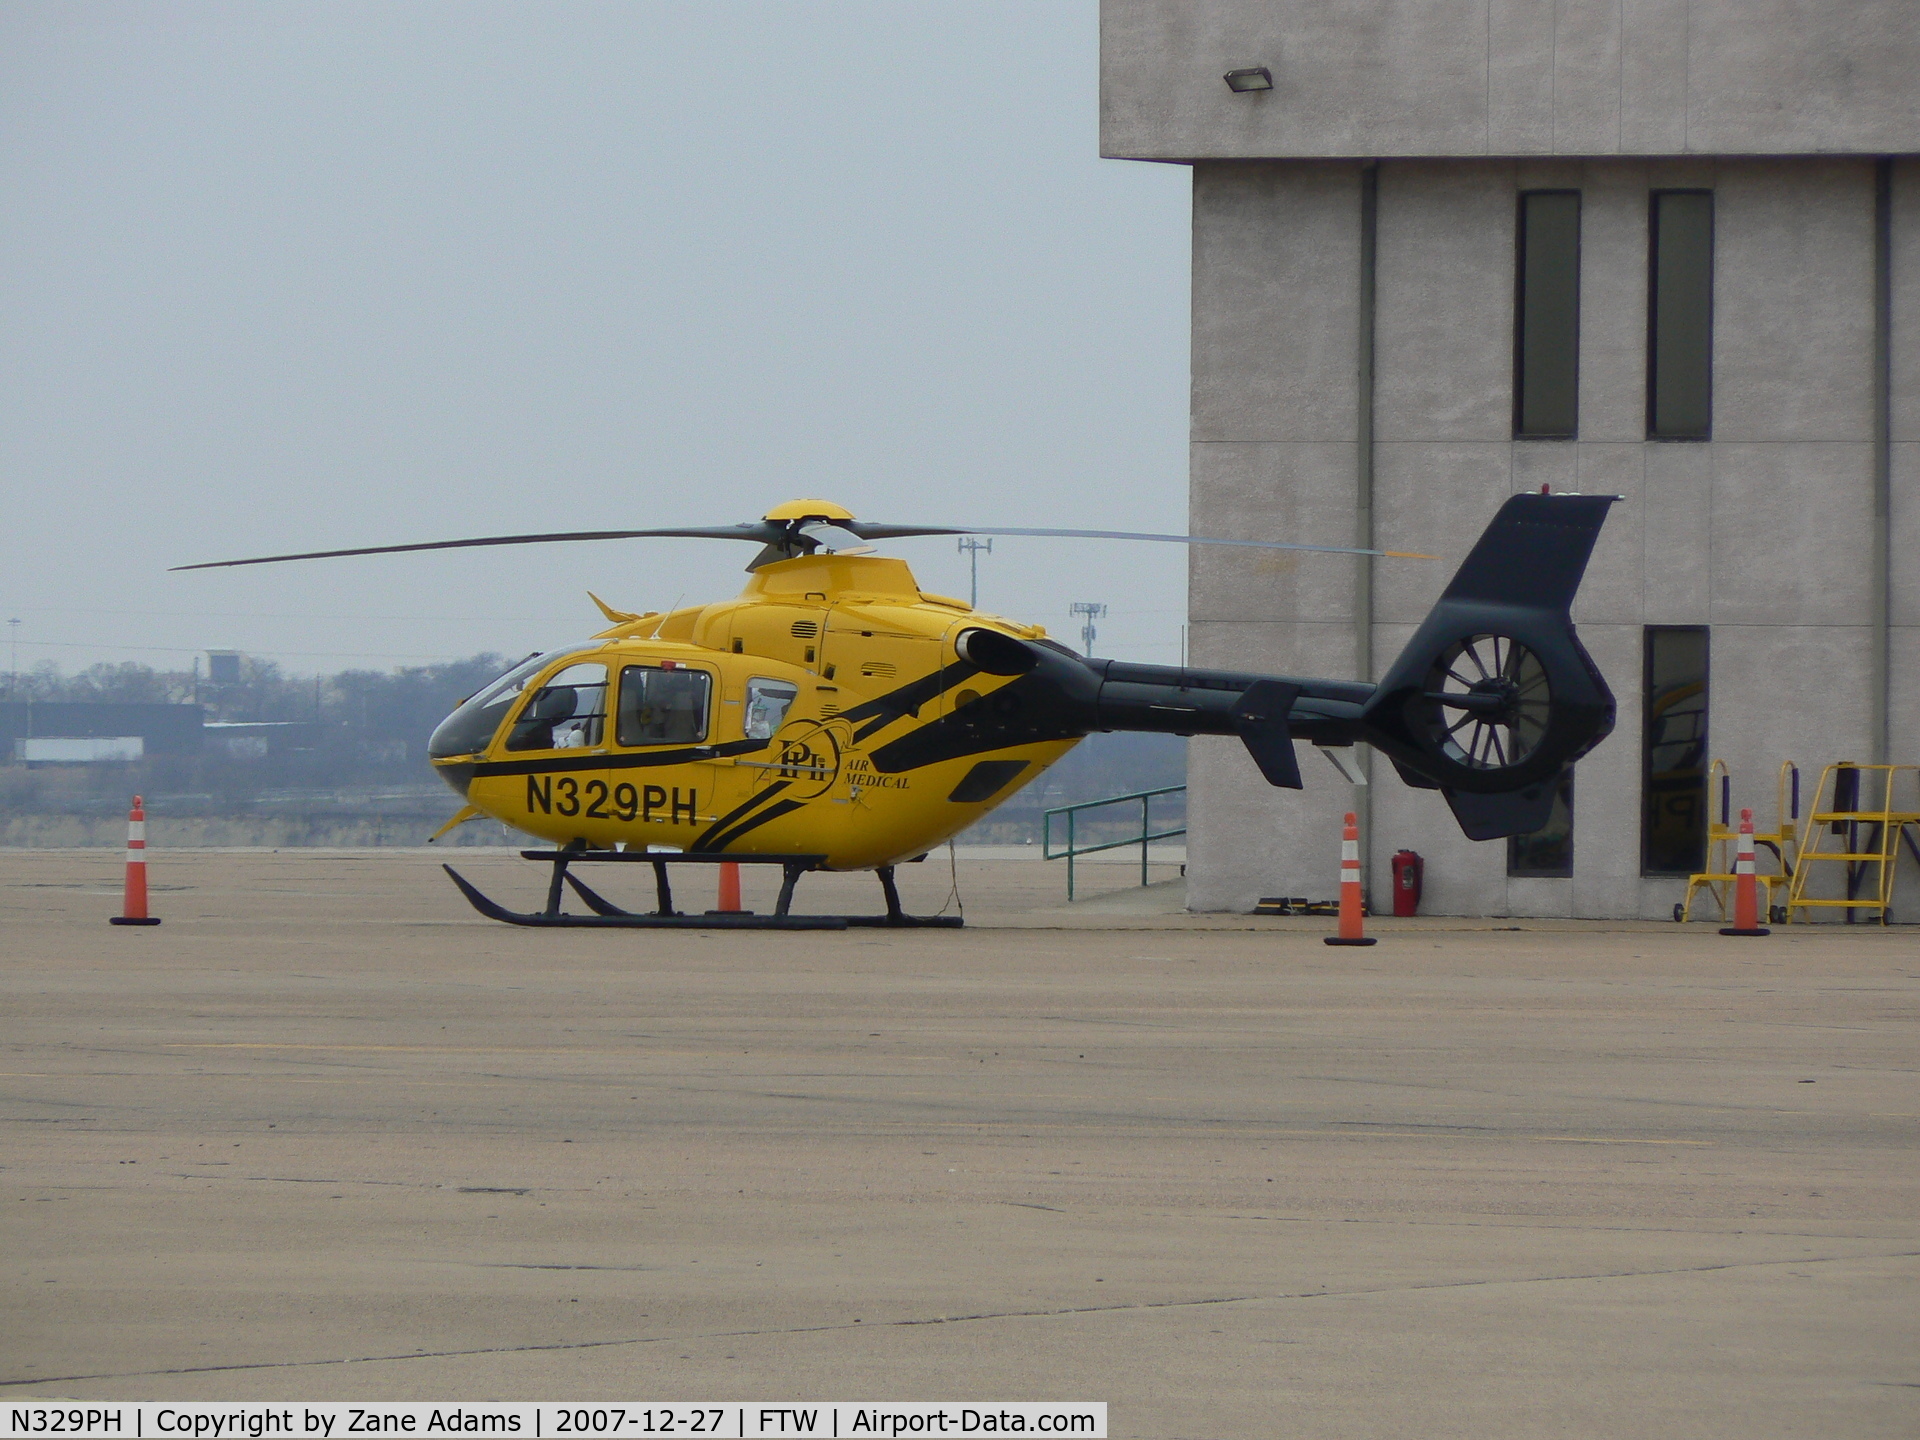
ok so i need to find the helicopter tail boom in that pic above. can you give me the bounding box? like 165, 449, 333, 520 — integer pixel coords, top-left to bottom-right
876, 495, 1614, 841
1046, 492, 1618, 841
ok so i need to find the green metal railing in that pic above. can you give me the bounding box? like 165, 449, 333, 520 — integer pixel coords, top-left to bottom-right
1042, 785, 1187, 901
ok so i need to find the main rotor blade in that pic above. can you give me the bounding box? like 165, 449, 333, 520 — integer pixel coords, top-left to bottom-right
170, 523, 786, 571
851, 523, 1434, 559
172, 517, 1436, 572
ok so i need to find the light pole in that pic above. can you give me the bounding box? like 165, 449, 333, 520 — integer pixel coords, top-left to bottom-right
956, 536, 992, 609
6, 618, 17, 695
1070, 601, 1107, 658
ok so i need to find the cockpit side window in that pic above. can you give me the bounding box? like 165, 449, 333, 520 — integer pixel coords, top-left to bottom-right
743, 678, 799, 740
428, 647, 593, 759
617, 666, 711, 746
504, 662, 609, 752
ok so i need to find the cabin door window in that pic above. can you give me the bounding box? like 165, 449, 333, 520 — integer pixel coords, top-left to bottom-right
617, 666, 712, 746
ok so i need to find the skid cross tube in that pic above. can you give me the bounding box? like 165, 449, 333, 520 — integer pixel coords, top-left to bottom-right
442, 848, 962, 929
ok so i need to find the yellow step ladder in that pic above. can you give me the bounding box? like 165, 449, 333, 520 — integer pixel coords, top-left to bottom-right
1680, 760, 1799, 924
1783, 763, 1920, 924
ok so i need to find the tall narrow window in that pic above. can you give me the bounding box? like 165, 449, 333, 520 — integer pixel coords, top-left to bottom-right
1643, 627, 1709, 875
1508, 769, 1574, 877
1648, 191, 1714, 438
1514, 191, 1581, 437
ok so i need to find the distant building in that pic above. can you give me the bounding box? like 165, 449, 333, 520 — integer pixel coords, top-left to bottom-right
203, 720, 325, 759
1101, 1, 1920, 917
1, 702, 204, 763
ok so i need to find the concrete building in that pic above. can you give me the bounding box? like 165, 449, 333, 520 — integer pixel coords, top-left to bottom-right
1100, 1, 1920, 919
0, 701, 205, 762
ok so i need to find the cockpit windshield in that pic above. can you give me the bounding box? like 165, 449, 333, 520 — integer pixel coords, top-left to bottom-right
427, 646, 595, 759
505, 662, 609, 752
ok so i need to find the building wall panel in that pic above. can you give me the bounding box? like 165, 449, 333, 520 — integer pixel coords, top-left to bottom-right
1577, 166, 1651, 442
1102, 0, 1920, 159
1192, 163, 1362, 443
1713, 161, 1876, 445
1486, 0, 1555, 155
1188, 442, 1361, 626
1375, 162, 1516, 443
1708, 442, 1875, 628
1684, 0, 1920, 156
1617, 0, 1691, 154
1891, 160, 1920, 447
1641, 443, 1714, 623
1550, 0, 1625, 154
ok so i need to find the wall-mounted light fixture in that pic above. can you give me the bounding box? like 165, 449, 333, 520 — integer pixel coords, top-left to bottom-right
1222, 66, 1273, 93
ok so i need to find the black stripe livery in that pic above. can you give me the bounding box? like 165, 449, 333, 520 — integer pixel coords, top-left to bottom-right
840, 660, 980, 742
703, 798, 808, 853
470, 737, 769, 779
691, 782, 793, 852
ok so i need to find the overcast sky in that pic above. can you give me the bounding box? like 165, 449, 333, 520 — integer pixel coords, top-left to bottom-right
0, 1, 1191, 680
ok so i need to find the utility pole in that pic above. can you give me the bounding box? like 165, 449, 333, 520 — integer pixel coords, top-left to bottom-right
956, 536, 992, 609
1070, 601, 1107, 658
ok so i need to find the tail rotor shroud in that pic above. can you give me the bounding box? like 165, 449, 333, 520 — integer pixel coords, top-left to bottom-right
1358, 493, 1618, 838
1424, 633, 1552, 773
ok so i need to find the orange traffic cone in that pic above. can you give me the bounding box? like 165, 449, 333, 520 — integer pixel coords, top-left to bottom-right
1324, 810, 1376, 946
108, 795, 162, 927
1719, 806, 1771, 937
716, 860, 743, 913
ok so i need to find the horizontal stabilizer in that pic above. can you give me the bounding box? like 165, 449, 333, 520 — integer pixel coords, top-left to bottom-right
1233, 680, 1303, 789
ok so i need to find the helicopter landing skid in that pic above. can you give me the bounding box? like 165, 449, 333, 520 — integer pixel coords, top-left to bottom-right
441, 849, 964, 930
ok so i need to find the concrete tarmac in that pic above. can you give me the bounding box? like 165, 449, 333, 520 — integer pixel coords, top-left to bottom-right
1, 848, 1915, 1438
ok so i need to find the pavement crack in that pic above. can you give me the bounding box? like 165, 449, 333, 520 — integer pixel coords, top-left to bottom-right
4, 1254, 1913, 1391
1288, 1249, 1920, 1303
0, 1295, 1263, 1388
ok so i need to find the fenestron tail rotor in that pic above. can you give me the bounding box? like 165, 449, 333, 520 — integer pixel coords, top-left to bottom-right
171, 499, 1436, 572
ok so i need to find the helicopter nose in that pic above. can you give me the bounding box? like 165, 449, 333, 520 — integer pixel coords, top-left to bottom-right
433, 762, 477, 799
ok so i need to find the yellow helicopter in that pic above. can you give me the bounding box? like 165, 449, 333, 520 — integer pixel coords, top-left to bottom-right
178, 492, 1617, 928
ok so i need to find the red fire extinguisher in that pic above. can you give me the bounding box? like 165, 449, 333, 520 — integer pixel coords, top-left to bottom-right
1391, 850, 1423, 917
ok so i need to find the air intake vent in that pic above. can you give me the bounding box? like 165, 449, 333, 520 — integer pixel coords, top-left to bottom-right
819, 703, 841, 716
790, 620, 820, 639
861, 661, 898, 680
